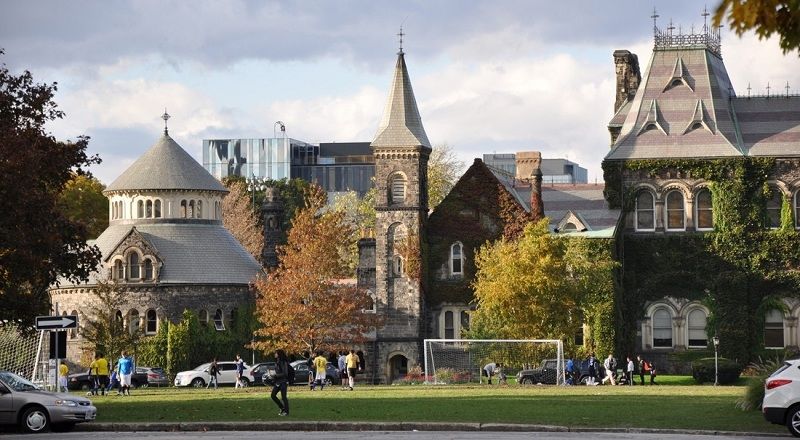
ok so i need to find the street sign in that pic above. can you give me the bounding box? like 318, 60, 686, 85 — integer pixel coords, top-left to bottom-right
36, 315, 78, 330
49, 331, 67, 359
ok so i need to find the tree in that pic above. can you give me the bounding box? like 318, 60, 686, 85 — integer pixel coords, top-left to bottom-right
329, 187, 377, 271
0, 50, 101, 327
80, 280, 140, 363
714, 0, 800, 55
428, 143, 465, 211
58, 173, 108, 238
253, 185, 380, 355
467, 220, 617, 354
222, 179, 264, 261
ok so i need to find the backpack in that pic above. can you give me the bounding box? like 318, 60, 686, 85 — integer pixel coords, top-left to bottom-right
286, 362, 296, 384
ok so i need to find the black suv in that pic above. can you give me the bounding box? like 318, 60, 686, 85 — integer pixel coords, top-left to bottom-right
516, 359, 606, 385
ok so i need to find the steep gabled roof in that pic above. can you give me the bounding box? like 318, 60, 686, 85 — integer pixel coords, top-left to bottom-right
371, 51, 431, 149
105, 134, 227, 193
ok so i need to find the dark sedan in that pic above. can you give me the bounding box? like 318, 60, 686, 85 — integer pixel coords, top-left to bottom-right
290, 360, 340, 385
67, 369, 148, 391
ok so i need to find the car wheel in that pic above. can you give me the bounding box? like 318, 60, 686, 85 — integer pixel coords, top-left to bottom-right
787, 405, 800, 437
325, 376, 334, 386
519, 377, 533, 385
190, 378, 205, 388
20, 406, 49, 433
240, 378, 250, 387
80, 382, 91, 391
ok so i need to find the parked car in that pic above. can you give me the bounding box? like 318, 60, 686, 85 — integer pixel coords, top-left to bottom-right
0, 370, 97, 433
138, 367, 168, 387
249, 362, 276, 386
67, 368, 148, 391
763, 358, 800, 437
516, 359, 606, 385
173, 361, 252, 387
289, 359, 340, 385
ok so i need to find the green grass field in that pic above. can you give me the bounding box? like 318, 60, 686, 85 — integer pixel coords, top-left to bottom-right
81, 376, 781, 433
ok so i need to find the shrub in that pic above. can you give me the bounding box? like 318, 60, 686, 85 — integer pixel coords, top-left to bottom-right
736, 357, 786, 411
691, 357, 741, 384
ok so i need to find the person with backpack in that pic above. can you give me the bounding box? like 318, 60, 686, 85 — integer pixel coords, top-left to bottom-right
207, 358, 219, 389
269, 349, 292, 416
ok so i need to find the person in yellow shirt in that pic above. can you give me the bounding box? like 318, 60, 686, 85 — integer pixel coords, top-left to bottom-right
311, 351, 327, 391
58, 362, 69, 393
345, 349, 358, 391
93, 353, 110, 396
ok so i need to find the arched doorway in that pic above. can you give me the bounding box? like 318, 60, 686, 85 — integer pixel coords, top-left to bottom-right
388, 354, 408, 384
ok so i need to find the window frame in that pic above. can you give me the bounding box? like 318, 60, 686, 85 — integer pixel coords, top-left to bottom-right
764, 308, 785, 349
665, 190, 686, 231
450, 242, 464, 276
128, 252, 140, 279
635, 190, 656, 232
695, 188, 714, 231
145, 309, 157, 335
652, 307, 673, 348
766, 187, 782, 229
389, 173, 407, 205
686, 308, 708, 348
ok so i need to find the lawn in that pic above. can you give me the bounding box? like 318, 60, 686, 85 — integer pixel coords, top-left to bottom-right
82, 376, 781, 433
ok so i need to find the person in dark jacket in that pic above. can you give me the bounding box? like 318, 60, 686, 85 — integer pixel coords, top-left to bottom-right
270, 349, 290, 416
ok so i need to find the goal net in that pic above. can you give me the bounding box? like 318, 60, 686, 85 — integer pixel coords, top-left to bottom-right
423, 339, 564, 385
0, 322, 49, 384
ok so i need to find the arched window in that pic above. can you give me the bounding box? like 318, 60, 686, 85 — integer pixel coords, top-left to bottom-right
112, 202, 117, 220
389, 173, 406, 205
146, 200, 153, 218
635, 191, 655, 231
450, 242, 463, 276
696, 188, 713, 230
137, 200, 144, 218
181, 200, 187, 218
393, 255, 404, 277
197, 200, 203, 218
146, 309, 157, 334
128, 252, 140, 279
154, 200, 162, 218
129, 310, 140, 335
115, 260, 124, 280
687, 309, 708, 348
766, 187, 782, 229
199, 310, 208, 326
213, 309, 225, 331
188, 200, 195, 218
665, 191, 685, 230
460, 311, 470, 333
444, 311, 454, 339
114, 310, 123, 324
764, 309, 785, 348
363, 290, 376, 313
652, 308, 673, 347
144, 259, 153, 280
563, 222, 578, 232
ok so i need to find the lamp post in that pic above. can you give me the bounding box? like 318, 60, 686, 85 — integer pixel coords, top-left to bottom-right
712, 335, 720, 386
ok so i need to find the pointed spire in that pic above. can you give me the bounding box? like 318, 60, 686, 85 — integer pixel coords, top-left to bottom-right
371, 43, 430, 149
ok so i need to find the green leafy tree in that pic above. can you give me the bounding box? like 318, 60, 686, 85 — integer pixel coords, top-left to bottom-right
58, 173, 108, 238
714, 0, 800, 55
468, 220, 617, 353
80, 280, 141, 363
253, 185, 380, 355
429, 143, 465, 211
0, 50, 101, 327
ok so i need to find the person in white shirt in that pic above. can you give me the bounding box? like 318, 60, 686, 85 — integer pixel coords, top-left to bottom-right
626, 356, 635, 386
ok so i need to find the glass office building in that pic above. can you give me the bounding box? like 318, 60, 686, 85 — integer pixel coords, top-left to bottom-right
202, 138, 315, 181
292, 142, 374, 197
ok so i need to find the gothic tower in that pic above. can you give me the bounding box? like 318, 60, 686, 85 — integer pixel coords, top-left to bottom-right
261, 186, 284, 269
370, 43, 430, 383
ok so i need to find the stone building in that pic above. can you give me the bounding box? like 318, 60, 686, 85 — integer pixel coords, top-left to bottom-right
50, 127, 262, 363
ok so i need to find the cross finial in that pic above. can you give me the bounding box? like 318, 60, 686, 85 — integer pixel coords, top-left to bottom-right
667, 19, 675, 35
161, 109, 170, 135
766, 82, 771, 97
787, 81, 791, 96
651, 7, 660, 34
747, 82, 751, 97
397, 26, 405, 54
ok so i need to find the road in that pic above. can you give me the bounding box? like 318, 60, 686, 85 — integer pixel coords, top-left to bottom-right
0, 432, 787, 440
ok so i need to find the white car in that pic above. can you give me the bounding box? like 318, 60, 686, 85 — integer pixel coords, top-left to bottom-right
763, 359, 800, 437
173, 361, 252, 387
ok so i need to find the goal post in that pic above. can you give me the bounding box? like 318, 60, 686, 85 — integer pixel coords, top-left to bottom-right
423, 339, 564, 385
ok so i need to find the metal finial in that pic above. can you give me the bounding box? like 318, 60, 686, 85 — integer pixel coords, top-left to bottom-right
651, 8, 660, 35
397, 26, 405, 54
787, 81, 791, 97
766, 82, 771, 97
747, 82, 751, 97
161, 109, 170, 135
702, 5, 710, 32
667, 19, 675, 35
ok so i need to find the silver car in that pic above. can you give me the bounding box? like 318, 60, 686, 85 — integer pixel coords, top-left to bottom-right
0, 370, 97, 433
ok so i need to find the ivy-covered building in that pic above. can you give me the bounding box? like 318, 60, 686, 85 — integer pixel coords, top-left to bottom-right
604, 19, 800, 365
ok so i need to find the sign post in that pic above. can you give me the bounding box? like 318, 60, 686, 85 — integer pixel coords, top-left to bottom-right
36, 315, 78, 391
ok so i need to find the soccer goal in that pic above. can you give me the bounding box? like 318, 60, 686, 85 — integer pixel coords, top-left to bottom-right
0, 321, 49, 383
423, 339, 564, 385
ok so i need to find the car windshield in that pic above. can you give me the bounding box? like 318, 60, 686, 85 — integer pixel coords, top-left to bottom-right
0, 371, 39, 392
193, 363, 211, 371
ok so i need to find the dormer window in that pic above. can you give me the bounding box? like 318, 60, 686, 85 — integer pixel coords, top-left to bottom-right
144, 259, 154, 280
128, 252, 140, 279
115, 260, 124, 280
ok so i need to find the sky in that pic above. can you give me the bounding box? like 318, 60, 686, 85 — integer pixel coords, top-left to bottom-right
3, 0, 800, 185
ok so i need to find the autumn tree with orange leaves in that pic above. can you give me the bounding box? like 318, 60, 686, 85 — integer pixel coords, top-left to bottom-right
253, 185, 380, 355
222, 179, 264, 262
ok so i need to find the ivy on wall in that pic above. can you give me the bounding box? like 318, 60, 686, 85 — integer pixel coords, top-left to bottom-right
603, 157, 800, 363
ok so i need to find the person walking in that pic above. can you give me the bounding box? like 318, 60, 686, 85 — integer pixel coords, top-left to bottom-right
565, 358, 575, 385
602, 354, 617, 385
649, 360, 657, 385
312, 351, 327, 391
305, 352, 314, 391
207, 358, 219, 389
95, 353, 109, 396
587, 353, 598, 385
117, 351, 133, 396
234, 354, 245, 389
626, 356, 635, 386
345, 349, 358, 391
637, 355, 646, 385
270, 349, 290, 416
337, 351, 347, 390
58, 361, 69, 393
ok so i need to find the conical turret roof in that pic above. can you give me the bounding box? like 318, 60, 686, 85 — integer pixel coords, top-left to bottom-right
371, 52, 431, 149
105, 133, 227, 193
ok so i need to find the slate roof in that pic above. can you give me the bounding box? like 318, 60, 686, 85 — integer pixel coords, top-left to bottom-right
371, 52, 431, 149
105, 134, 227, 193
606, 45, 800, 160
61, 222, 262, 286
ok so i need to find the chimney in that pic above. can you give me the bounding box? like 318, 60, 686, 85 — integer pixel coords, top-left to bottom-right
515, 152, 545, 221
613, 50, 640, 113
